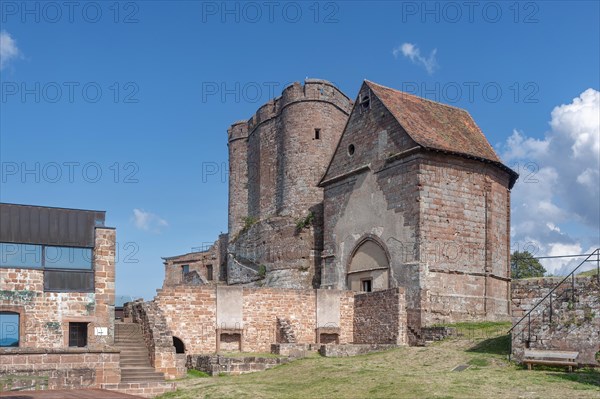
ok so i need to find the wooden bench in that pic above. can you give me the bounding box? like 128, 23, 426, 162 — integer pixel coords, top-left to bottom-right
523, 349, 579, 372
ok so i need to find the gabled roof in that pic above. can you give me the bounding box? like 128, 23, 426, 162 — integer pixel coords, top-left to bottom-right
365, 80, 502, 163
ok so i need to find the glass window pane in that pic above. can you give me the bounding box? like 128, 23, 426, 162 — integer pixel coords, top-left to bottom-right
0, 312, 20, 347
0, 243, 42, 268
44, 246, 92, 270
44, 270, 94, 292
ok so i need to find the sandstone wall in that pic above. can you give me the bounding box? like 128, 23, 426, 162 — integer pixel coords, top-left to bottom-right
511, 276, 600, 365
353, 288, 407, 345
228, 121, 249, 238
418, 154, 511, 325
0, 349, 120, 390
152, 286, 354, 354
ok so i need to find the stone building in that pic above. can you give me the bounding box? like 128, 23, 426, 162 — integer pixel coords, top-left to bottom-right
162, 234, 227, 287
0, 203, 176, 396
0, 203, 119, 389
319, 81, 518, 326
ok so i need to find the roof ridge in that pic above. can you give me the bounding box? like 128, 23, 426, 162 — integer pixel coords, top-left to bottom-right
364, 80, 469, 113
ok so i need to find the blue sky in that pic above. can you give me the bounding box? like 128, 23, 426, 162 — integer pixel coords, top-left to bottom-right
1, 1, 599, 299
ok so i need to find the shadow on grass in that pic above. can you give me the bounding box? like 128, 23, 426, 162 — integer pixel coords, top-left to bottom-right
466, 334, 510, 356
547, 368, 600, 388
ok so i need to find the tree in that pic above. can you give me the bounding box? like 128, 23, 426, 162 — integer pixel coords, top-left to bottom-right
511, 250, 546, 279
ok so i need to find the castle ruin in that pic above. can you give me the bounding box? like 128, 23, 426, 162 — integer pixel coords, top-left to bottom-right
164, 78, 517, 326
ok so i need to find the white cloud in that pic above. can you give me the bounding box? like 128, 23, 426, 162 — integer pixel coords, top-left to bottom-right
392, 42, 438, 74
0, 30, 21, 70
499, 89, 600, 275
132, 209, 168, 233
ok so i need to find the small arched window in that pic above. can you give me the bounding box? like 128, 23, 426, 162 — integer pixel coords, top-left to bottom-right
173, 336, 185, 354
0, 312, 20, 347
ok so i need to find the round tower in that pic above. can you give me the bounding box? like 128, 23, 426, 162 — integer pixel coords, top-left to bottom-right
277, 79, 353, 217
227, 121, 249, 238
246, 99, 278, 220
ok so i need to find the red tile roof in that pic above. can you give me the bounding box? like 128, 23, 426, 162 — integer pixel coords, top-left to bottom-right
366, 80, 502, 163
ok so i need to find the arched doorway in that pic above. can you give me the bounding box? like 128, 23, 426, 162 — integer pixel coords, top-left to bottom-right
172, 336, 185, 354
347, 238, 390, 292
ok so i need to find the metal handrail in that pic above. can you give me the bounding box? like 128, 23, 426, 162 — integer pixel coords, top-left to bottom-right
508, 248, 600, 334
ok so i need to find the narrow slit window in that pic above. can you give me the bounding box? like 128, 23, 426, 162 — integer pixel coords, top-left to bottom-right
314, 128, 321, 140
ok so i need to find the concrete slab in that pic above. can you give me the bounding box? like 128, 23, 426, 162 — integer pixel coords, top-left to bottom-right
0, 389, 143, 399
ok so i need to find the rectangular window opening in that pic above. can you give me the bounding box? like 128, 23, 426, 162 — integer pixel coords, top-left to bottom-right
314, 128, 321, 140
0, 312, 20, 347
361, 279, 372, 293
68, 322, 88, 347
206, 265, 213, 281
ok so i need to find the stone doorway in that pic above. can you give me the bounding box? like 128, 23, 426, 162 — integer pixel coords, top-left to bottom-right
347, 238, 390, 292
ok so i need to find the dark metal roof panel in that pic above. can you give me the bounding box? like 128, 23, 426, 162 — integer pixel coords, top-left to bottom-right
0, 203, 105, 247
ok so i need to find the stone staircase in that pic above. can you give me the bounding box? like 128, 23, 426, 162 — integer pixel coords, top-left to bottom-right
100, 322, 176, 398
114, 322, 166, 383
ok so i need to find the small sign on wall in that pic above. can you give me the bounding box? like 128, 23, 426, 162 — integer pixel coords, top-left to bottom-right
95, 327, 108, 336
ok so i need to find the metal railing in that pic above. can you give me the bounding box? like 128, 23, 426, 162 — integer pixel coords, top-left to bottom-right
508, 248, 600, 343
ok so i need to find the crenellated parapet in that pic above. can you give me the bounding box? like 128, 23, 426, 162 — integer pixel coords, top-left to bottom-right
227, 120, 249, 143
245, 79, 353, 137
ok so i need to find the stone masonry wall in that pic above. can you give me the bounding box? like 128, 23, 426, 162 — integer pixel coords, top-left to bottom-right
0, 227, 115, 349
0, 349, 120, 390
417, 154, 512, 325
511, 276, 600, 365
353, 288, 407, 345
151, 286, 354, 355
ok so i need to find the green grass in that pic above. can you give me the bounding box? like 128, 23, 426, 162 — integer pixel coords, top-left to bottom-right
578, 269, 599, 277
186, 370, 210, 378
157, 326, 599, 399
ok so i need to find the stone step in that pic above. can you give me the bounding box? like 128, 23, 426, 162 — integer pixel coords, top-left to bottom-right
121, 374, 166, 382
115, 345, 148, 349
121, 360, 151, 367
120, 354, 150, 359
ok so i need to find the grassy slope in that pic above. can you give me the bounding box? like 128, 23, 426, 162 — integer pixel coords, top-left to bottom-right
159, 322, 599, 399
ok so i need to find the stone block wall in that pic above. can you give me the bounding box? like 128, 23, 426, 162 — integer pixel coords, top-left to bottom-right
417, 154, 511, 325
150, 287, 354, 355
353, 288, 407, 345
511, 276, 600, 366
0, 348, 120, 390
